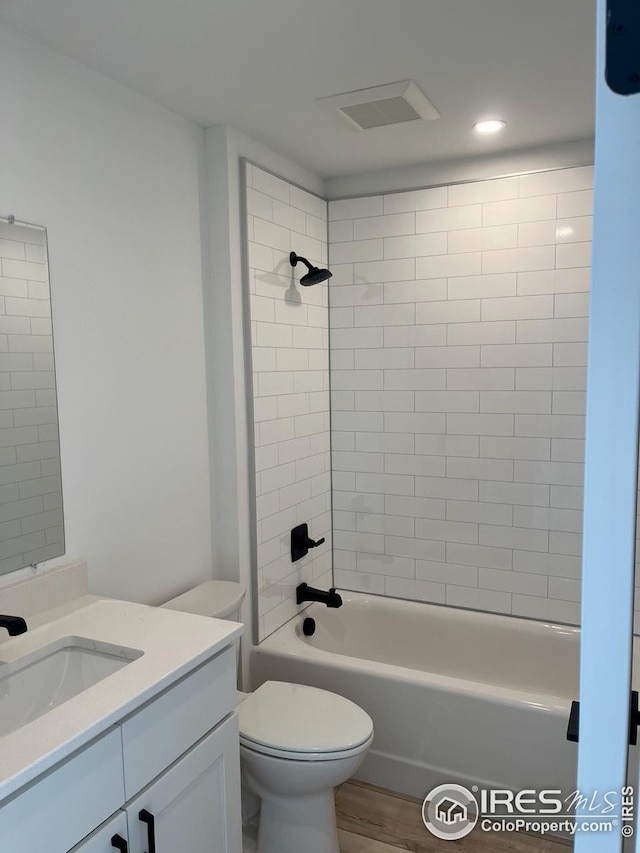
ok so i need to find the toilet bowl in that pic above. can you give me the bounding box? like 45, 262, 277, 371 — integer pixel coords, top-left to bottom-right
239, 680, 373, 853
162, 582, 374, 853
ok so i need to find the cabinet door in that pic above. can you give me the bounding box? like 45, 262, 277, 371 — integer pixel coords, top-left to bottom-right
69, 812, 128, 853
125, 714, 242, 853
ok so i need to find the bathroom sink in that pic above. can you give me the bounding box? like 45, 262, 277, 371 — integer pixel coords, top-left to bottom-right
0, 637, 143, 735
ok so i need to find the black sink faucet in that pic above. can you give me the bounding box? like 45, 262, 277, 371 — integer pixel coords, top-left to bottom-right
0, 615, 28, 636
296, 583, 343, 608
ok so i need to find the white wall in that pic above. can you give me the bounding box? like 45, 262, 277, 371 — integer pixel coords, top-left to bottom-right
204, 126, 324, 653
246, 166, 331, 640
329, 165, 594, 624
0, 25, 212, 603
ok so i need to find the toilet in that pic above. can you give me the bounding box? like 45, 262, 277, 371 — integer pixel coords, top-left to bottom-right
162, 581, 373, 853
161, 579, 246, 621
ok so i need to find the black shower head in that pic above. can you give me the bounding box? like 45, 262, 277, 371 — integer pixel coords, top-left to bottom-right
290, 251, 333, 286
300, 266, 332, 286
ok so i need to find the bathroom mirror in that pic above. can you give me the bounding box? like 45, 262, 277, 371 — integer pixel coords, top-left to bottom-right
0, 217, 64, 574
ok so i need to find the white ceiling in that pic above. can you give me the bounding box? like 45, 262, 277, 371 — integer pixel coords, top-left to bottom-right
0, 0, 596, 179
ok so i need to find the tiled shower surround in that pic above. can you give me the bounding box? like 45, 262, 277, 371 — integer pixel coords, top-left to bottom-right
245, 165, 331, 640
328, 165, 594, 625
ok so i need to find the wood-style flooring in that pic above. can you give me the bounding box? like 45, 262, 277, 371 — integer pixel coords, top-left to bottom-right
336, 781, 573, 853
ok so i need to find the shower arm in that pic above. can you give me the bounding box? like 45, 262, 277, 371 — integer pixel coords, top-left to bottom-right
289, 252, 312, 271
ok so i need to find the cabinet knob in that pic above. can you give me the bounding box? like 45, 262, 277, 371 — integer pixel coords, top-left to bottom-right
139, 809, 157, 853
111, 835, 128, 853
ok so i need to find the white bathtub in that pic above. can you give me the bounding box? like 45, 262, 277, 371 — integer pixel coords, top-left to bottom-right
251, 592, 583, 799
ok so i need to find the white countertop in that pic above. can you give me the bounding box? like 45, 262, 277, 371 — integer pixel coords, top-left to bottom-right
0, 597, 242, 801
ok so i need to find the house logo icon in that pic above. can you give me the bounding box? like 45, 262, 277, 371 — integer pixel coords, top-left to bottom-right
422, 784, 478, 840
436, 797, 468, 825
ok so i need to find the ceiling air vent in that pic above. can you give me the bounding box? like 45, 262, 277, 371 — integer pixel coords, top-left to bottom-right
319, 80, 440, 131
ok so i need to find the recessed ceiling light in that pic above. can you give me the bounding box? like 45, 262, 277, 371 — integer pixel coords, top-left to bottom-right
473, 119, 506, 135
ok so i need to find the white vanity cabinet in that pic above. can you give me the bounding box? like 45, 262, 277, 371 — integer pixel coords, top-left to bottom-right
70, 716, 240, 853
69, 813, 129, 853
125, 715, 240, 853
0, 727, 126, 853
0, 645, 242, 853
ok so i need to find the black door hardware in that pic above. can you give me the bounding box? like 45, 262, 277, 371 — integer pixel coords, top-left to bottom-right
567, 690, 640, 745
606, 0, 640, 95
111, 835, 129, 853
139, 809, 156, 853
291, 523, 325, 562
567, 701, 580, 743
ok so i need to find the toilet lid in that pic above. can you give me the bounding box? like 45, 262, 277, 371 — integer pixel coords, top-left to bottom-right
238, 681, 373, 756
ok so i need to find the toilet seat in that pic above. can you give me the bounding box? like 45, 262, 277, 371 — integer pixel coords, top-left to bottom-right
238, 681, 373, 762
239, 733, 374, 762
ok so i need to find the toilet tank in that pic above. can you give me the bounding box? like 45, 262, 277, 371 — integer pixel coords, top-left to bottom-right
161, 580, 246, 622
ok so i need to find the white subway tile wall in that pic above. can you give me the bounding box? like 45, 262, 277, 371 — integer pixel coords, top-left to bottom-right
245, 166, 331, 640
328, 166, 595, 624
0, 221, 63, 572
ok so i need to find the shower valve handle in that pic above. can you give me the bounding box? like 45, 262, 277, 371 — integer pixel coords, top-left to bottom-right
291, 523, 325, 562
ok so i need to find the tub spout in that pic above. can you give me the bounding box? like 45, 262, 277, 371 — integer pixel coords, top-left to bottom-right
296, 583, 343, 608
0, 614, 27, 636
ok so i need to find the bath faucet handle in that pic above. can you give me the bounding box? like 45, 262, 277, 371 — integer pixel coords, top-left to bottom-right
291, 523, 325, 562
